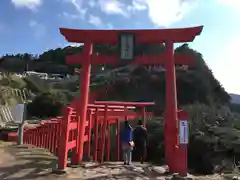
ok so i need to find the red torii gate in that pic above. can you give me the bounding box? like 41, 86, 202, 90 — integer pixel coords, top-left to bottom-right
60, 26, 203, 175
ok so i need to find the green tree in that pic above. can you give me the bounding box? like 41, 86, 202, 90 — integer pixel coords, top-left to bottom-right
27, 91, 66, 118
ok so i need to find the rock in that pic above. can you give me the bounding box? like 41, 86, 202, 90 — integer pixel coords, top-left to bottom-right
156, 177, 167, 180
132, 166, 145, 173
83, 162, 99, 168
51, 168, 67, 175
151, 166, 168, 174
232, 176, 240, 180
171, 173, 195, 180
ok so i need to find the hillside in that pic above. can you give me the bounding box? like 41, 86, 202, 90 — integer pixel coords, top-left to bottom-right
1, 43, 235, 117
0, 43, 231, 106
1, 43, 240, 174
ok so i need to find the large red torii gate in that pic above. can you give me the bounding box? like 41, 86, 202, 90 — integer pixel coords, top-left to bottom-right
60, 26, 203, 175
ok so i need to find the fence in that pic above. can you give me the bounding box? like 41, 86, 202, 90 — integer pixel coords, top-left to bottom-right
0, 106, 14, 126
11, 102, 153, 170
0, 104, 25, 127
21, 106, 89, 169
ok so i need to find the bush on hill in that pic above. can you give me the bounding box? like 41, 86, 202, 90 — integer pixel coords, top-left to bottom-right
27, 90, 66, 118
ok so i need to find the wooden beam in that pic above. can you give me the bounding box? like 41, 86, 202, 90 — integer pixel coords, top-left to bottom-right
60, 26, 203, 44
88, 104, 136, 109
94, 101, 155, 107
66, 53, 195, 66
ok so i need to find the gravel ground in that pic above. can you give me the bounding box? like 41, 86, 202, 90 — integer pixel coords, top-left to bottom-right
0, 141, 238, 180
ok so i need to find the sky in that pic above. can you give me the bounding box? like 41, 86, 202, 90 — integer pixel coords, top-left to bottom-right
0, 0, 239, 94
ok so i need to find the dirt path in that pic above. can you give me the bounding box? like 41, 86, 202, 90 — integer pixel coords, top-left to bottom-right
0, 141, 59, 180
0, 141, 237, 180
0, 141, 164, 180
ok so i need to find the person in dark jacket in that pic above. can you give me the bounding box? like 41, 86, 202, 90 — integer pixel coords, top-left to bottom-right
121, 120, 133, 165
133, 120, 148, 164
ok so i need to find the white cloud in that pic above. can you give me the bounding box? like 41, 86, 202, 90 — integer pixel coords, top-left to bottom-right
128, 0, 148, 12
70, 0, 82, 11
217, 0, 240, 6
72, 0, 87, 16
62, 0, 196, 27
96, 0, 196, 27
88, 15, 102, 27
61, 42, 83, 47
210, 37, 240, 94
11, 0, 42, 11
68, 43, 83, 47
64, 0, 87, 19
97, 0, 129, 17
144, 0, 197, 27
216, 0, 240, 11
29, 20, 46, 38
60, 12, 80, 20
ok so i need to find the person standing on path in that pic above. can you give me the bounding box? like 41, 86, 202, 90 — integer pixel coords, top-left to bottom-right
133, 120, 148, 164
121, 120, 133, 165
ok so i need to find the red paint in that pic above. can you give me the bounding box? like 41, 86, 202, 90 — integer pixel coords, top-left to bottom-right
88, 104, 136, 109
106, 121, 111, 161
99, 105, 108, 163
58, 107, 72, 169
98, 121, 103, 161
87, 110, 93, 159
59, 26, 203, 44
67, 53, 195, 66
93, 108, 99, 161
165, 41, 179, 172
116, 119, 120, 161
72, 43, 92, 164
94, 111, 152, 117
94, 101, 155, 107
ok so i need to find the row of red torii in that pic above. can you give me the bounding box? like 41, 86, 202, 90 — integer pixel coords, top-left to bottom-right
59, 25, 203, 175
56, 101, 154, 168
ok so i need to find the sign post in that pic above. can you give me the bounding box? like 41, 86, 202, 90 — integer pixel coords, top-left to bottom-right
118, 33, 135, 61
179, 120, 188, 144
175, 110, 189, 176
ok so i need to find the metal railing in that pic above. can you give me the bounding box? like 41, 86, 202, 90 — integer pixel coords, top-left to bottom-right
1, 87, 32, 104
0, 88, 31, 127
0, 106, 14, 127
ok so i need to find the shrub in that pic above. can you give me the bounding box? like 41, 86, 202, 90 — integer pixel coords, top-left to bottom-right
27, 91, 65, 118
23, 75, 49, 93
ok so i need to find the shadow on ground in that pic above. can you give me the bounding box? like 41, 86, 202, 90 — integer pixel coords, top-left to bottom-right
0, 142, 236, 180
0, 143, 161, 180
0, 143, 60, 180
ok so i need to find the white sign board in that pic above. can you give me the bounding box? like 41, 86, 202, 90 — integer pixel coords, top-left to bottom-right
179, 120, 188, 144
119, 33, 134, 60
10, 104, 25, 123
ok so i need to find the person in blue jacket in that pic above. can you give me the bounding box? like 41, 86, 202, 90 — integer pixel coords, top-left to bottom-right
121, 120, 133, 165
